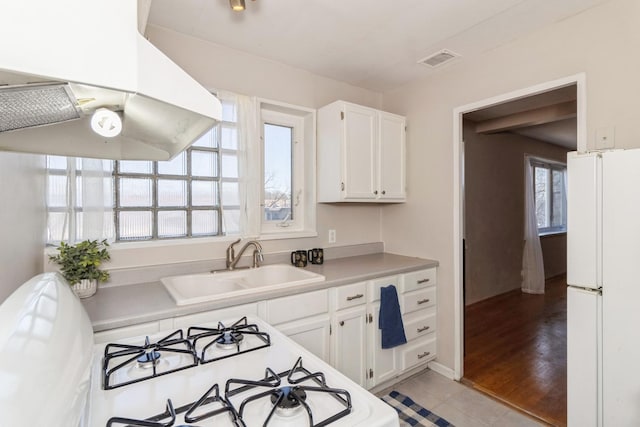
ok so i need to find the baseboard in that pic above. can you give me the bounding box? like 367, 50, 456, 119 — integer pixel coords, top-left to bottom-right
427, 361, 455, 380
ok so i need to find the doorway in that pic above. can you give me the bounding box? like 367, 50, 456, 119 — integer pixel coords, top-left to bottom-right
452, 76, 585, 425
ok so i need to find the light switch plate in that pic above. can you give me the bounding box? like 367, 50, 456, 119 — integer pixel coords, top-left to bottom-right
596, 126, 615, 149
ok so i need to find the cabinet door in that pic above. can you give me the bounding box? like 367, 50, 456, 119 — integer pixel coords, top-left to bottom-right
333, 306, 368, 386
378, 112, 406, 201
277, 315, 331, 363
368, 302, 398, 388
343, 104, 377, 200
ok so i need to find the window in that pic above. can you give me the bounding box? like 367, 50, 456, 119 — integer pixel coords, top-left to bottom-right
532, 160, 567, 235
260, 107, 307, 234
45, 95, 318, 246
113, 136, 222, 241
46, 96, 240, 244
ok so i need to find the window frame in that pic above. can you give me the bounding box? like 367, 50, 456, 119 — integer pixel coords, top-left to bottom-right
260, 109, 305, 233
531, 158, 567, 236
257, 99, 316, 238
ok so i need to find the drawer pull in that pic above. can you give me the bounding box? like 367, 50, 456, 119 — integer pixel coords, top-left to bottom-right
339, 321, 345, 326
346, 294, 364, 301
417, 298, 430, 305
417, 278, 430, 284
417, 326, 430, 333
417, 351, 431, 359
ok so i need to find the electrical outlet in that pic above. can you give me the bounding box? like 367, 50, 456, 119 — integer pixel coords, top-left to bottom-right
328, 229, 336, 244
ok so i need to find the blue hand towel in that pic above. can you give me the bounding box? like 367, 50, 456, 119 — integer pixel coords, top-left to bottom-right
379, 285, 407, 349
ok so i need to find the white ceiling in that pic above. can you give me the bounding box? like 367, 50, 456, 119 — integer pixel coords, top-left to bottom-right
147, 0, 608, 92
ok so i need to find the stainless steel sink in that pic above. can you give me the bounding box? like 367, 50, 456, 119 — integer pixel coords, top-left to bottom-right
161, 264, 325, 306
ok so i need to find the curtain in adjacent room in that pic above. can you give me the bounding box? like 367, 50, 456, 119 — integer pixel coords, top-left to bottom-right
522, 156, 545, 294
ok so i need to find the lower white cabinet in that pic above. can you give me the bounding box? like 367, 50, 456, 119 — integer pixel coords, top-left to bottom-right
276, 315, 331, 362
333, 305, 368, 385
368, 301, 398, 387
331, 268, 437, 390
93, 267, 437, 391
263, 289, 331, 362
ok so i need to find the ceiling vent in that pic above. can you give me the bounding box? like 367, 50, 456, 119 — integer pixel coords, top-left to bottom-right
418, 49, 459, 68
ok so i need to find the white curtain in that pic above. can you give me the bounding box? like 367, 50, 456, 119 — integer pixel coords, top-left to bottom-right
218, 91, 260, 237
79, 158, 114, 242
47, 157, 114, 244
522, 156, 545, 294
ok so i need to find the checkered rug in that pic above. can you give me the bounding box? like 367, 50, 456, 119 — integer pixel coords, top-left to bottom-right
381, 390, 455, 427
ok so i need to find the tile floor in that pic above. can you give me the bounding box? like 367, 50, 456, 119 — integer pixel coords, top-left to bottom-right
377, 369, 547, 427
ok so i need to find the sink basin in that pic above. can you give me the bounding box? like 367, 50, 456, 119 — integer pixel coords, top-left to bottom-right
161, 264, 325, 306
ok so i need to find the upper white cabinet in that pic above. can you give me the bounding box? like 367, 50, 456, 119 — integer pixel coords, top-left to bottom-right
317, 101, 406, 203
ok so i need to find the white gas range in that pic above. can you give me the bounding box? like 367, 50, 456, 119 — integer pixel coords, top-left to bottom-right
0, 273, 399, 427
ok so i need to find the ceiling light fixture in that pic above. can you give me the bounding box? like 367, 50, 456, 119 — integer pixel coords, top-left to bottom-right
90, 108, 122, 138
230, 0, 246, 11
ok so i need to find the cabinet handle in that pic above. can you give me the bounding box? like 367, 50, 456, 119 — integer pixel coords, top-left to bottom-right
382, 190, 386, 195
417, 278, 430, 284
417, 351, 431, 359
417, 298, 430, 305
374, 190, 378, 195
339, 321, 345, 326
341, 182, 345, 191
417, 326, 430, 333
368, 313, 373, 323
346, 294, 364, 301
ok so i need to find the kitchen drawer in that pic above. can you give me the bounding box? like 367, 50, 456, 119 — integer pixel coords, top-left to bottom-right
401, 268, 437, 293
334, 282, 367, 310
264, 289, 329, 325
400, 336, 436, 370
403, 311, 436, 342
401, 287, 436, 314
368, 275, 400, 302
172, 303, 259, 329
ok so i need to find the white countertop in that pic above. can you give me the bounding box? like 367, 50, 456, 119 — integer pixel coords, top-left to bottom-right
82, 252, 438, 332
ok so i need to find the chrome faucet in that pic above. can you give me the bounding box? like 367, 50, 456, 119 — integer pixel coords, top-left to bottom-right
226, 239, 264, 270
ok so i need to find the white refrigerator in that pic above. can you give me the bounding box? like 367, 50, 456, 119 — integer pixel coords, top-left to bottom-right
568, 149, 640, 427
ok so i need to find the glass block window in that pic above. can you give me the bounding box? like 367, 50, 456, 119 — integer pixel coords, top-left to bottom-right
113, 97, 239, 241
46, 96, 240, 244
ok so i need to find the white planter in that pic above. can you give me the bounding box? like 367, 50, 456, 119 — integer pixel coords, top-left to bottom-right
72, 279, 97, 298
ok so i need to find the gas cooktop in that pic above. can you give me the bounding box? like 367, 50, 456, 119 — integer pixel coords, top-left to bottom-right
86, 316, 399, 427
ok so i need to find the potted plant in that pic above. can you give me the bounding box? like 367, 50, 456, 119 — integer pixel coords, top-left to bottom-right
48, 239, 111, 298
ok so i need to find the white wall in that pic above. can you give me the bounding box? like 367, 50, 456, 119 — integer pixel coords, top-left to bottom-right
381, 0, 640, 371
0, 152, 45, 302
75, 25, 386, 271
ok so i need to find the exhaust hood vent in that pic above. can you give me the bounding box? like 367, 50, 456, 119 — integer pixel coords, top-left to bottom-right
0, 83, 81, 132
418, 49, 459, 68
0, 0, 222, 161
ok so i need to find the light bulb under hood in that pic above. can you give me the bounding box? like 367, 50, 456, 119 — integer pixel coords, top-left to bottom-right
0, 0, 222, 161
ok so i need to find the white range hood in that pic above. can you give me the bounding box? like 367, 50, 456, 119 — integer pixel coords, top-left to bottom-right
0, 0, 222, 161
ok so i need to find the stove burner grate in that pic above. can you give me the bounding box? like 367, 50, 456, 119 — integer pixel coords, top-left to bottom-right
107, 384, 245, 427
187, 316, 270, 363
225, 357, 352, 427
103, 330, 198, 390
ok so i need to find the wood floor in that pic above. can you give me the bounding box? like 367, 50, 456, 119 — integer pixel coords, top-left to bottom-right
463, 276, 567, 426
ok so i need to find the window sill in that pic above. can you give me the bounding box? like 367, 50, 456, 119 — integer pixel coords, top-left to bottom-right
258, 230, 318, 240
539, 230, 567, 238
